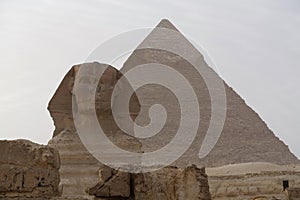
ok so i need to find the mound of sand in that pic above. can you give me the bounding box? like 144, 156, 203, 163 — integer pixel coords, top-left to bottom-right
206, 162, 300, 176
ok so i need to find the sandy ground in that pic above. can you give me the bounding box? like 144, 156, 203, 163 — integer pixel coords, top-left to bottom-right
206, 162, 300, 176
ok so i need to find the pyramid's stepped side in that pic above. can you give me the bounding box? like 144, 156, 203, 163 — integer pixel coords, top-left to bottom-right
121, 19, 300, 167
47, 63, 142, 199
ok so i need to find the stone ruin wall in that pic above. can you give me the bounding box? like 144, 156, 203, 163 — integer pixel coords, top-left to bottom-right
0, 139, 211, 200
88, 165, 211, 200
208, 171, 300, 200
0, 140, 60, 199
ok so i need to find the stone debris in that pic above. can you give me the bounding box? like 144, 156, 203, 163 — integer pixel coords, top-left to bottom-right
88, 165, 211, 200
132, 165, 211, 200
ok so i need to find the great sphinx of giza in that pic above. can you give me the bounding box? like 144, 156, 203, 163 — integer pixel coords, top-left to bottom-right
47, 19, 299, 199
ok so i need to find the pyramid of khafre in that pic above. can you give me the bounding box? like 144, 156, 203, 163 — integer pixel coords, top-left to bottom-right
120, 19, 299, 167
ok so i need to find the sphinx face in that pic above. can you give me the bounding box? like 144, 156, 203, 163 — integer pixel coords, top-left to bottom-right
73, 67, 99, 115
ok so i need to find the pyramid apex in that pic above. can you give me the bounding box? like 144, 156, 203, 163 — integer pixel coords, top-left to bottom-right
156, 19, 178, 31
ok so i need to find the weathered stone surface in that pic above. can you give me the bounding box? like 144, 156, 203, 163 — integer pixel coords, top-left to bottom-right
0, 140, 60, 199
88, 165, 211, 200
287, 188, 300, 200
207, 164, 300, 200
121, 19, 300, 167
253, 197, 280, 200
48, 63, 141, 198
48, 63, 140, 149
48, 129, 101, 199
89, 166, 131, 198
133, 165, 211, 200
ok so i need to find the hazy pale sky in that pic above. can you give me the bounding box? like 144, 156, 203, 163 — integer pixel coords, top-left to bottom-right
0, 0, 299, 158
